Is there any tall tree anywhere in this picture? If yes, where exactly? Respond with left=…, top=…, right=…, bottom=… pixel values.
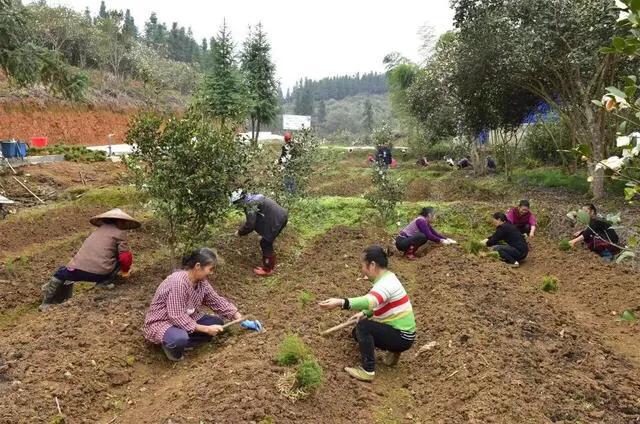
left=123, top=9, right=138, bottom=39
left=97, top=1, right=107, bottom=20
left=362, top=99, right=374, bottom=134
left=317, top=100, right=326, bottom=123
left=194, top=20, right=247, bottom=127
left=241, top=22, right=279, bottom=145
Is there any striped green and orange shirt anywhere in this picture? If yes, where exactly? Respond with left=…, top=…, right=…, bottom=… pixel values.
left=348, top=271, right=416, bottom=338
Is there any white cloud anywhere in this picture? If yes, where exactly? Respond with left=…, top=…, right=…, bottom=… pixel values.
left=32, top=0, right=454, bottom=89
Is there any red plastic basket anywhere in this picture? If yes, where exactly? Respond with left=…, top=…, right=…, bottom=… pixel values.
left=31, top=137, right=48, bottom=148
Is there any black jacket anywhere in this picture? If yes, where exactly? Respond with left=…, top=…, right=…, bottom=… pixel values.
left=486, top=223, right=529, bottom=255
left=238, top=195, right=288, bottom=241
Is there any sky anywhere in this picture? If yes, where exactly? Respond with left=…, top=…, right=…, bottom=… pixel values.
left=33, top=0, right=455, bottom=90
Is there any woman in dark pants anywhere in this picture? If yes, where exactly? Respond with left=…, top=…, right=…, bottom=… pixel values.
left=396, top=207, right=457, bottom=260
left=483, top=212, right=529, bottom=268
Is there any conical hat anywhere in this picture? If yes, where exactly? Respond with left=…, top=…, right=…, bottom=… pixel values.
left=90, top=208, right=141, bottom=230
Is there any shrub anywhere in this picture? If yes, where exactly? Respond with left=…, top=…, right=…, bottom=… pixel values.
left=365, top=161, right=405, bottom=223
left=276, top=334, right=310, bottom=366
left=298, top=291, right=315, bottom=309
left=541, top=276, right=558, bottom=292
left=295, top=359, right=323, bottom=391
left=522, top=121, right=572, bottom=166
left=559, top=240, right=571, bottom=251
left=30, top=144, right=107, bottom=162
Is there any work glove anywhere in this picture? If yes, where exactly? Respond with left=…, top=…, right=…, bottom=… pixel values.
left=240, top=319, right=263, bottom=332
left=446, top=238, right=458, bottom=245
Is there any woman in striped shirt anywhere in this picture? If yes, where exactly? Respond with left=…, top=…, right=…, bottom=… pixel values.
left=143, top=248, right=243, bottom=362
left=319, top=246, right=416, bottom=382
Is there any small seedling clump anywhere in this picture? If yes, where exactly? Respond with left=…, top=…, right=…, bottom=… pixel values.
left=276, top=334, right=310, bottom=366
left=559, top=240, right=571, bottom=251
left=298, top=291, right=315, bottom=309
left=295, top=359, right=323, bottom=391
left=621, top=309, right=637, bottom=322
left=541, top=276, right=558, bottom=293
left=464, top=240, right=486, bottom=255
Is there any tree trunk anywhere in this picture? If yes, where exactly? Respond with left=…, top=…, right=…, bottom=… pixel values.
left=585, top=105, right=605, bottom=200
left=255, top=120, right=261, bottom=147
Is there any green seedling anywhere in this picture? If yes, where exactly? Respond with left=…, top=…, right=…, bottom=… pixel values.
left=620, top=309, right=637, bottom=322
left=295, top=359, right=323, bottom=391
left=276, top=334, right=310, bottom=366
left=559, top=240, right=571, bottom=251
left=541, top=276, right=558, bottom=293
left=298, top=291, right=315, bottom=309
left=464, top=240, right=486, bottom=255
left=487, top=251, right=501, bottom=261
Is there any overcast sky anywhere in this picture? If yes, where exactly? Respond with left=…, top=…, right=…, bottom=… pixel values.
left=34, top=0, right=454, bottom=90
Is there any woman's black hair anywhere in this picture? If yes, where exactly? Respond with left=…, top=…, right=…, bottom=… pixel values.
left=585, top=203, right=597, bottom=214
left=420, top=207, right=435, bottom=217
left=518, top=199, right=530, bottom=208
left=492, top=212, right=508, bottom=223
left=362, top=245, right=389, bottom=268
left=182, top=248, right=218, bottom=269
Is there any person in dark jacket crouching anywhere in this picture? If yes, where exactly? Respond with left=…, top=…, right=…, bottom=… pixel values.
left=230, top=189, right=289, bottom=277
left=483, top=212, right=529, bottom=268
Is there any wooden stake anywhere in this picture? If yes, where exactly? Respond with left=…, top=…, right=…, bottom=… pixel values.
left=55, top=396, right=62, bottom=415
left=12, top=177, right=44, bottom=204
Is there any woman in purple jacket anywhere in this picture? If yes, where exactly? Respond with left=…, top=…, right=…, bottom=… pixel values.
left=396, top=207, right=457, bottom=260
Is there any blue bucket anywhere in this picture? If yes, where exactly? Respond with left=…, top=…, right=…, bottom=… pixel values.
left=16, top=142, right=28, bottom=158
left=1, top=141, right=18, bottom=158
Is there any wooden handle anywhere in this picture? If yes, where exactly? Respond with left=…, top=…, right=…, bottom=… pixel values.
left=321, top=318, right=359, bottom=336
left=222, top=316, right=251, bottom=329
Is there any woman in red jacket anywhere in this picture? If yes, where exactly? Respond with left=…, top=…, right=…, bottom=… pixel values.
left=39, top=208, right=140, bottom=312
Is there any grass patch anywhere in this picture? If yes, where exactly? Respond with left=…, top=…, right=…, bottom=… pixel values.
left=512, top=168, right=589, bottom=193
left=298, top=291, right=315, bottom=309
left=75, top=186, right=143, bottom=208
left=276, top=334, right=311, bottom=366
left=30, top=144, right=107, bottom=162
left=559, top=240, right=571, bottom=251
left=290, top=196, right=369, bottom=241
left=0, top=302, right=39, bottom=331
left=463, top=240, right=486, bottom=255
left=372, top=387, right=415, bottom=424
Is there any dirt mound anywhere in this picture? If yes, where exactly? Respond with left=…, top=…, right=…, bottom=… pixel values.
left=0, top=105, right=134, bottom=146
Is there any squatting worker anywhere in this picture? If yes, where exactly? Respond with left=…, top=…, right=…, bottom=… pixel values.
left=142, top=248, right=243, bottom=362
left=569, top=203, right=621, bottom=260
left=395, top=207, right=457, bottom=260
left=39, top=208, right=139, bottom=312
left=506, top=199, right=537, bottom=238
left=483, top=212, right=529, bottom=268
left=319, top=246, right=416, bottom=382
left=230, top=189, right=288, bottom=277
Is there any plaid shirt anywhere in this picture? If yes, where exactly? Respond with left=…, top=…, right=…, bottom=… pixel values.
left=142, top=270, right=238, bottom=344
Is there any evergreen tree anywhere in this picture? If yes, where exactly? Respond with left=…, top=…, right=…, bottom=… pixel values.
left=83, top=7, right=92, bottom=22
left=98, top=1, right=107, bottom=19
left=362, top=99, right=374, bottom=133
left=317, top=100, right=326, bottom=123
left=123, top=9, right=138, bottom=39
left=241, top=22, right=279, bottom=144
left=195, top=20, right=247, bottom=127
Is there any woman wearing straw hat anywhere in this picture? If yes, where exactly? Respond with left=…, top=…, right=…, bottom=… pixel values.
left=39, top=208, right=140, bottom=312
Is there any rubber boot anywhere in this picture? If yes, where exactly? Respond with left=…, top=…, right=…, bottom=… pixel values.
left=253, top=255, right=275, bottom=277
left=39, top=277, right=64, bottom=312
left=404, top=246, right=417, bottom=261
left=54, top=283, right=74, bottom=303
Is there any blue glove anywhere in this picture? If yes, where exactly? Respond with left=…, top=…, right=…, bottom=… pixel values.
left=240, top=319, right=263, bottom=332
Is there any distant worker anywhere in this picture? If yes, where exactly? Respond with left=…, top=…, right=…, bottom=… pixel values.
left=376, top=145, right=392, bottom=168
left=396, top=207, right=457, bottom=260
left=457, top=157, right=472, bottom=168
left=416, top=157, right=429, bottom=167
left=506, top=200, right=537, bottom=238
left=319, top=246, right=416, bottom=382
left=39, top=209, right=139, bottom=311
left=143, top=248, right=243, bottom=362
left=230, top=190, right=288, bottom=277
left=486, top=156, right=497, bottom=171
left=569, top=204, right=620, bottom=260
left=445, top=156, right=456, bottom=167
left=280, top=132, right=296, bottom=193
left=483, top=212, right=528, bottom=268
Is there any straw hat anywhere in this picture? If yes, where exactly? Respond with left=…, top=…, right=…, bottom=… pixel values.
left=90, top=208, right=141, bottom=230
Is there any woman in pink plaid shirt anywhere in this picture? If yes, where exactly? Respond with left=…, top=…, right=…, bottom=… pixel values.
left=143, top=248, right=243, bottom=361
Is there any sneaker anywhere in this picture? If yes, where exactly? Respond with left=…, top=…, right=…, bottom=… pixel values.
left=383, top=352, right=401, bottom=367
left=253, top=267, right=274, bottom=277
left=344, top=366, right=375, bottom=382
left=162, top=345, right=184, bottom=362
left=509, top=261, right=520, bottom=268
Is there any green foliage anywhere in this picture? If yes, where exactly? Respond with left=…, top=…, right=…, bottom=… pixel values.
left=129, top=42, right=199, bottom=95
left=276, top=334, right=310, bottom=366
left=559, top=240, right=571, bottom=252
left=522, top=121, right=572, bottom=166
left=512, top=168, right=590, bottom=193
left=362, top=99, right=374, bottom=135
left=29, top=145, right=106, bottom=162
left=541, top=276, right=558, bottom=293
left=125, top=112, right=250, bottom=257
left=295, top=359, right=323, bottom=391
left=298, top=291, right=315, bottom=309
left=464, top=240, right=486, bottom=255
left=372, top=122, right=393, bottom=147
left=620, top=309, right=637, bottom=322
left=365, top=162, right=405, bottom=224
left=290, top=196, right=367, bottom=241
left=241, top=23, right=279, bottom=145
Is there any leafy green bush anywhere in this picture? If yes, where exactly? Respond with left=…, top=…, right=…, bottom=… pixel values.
left=298, top=291, right=315, bottom=309
left=559, top=240, right=571, bottom=251
left=295, top=359, right=323, bottom=391
left=276, top=334, right=310, bottom=366
left=365, top=161, right=405, bottom=223
left=464, top=240, right=486, bottom=255
left=541, top=276, right=558, bottom=293
left=522, top=121, right=572, bottom=166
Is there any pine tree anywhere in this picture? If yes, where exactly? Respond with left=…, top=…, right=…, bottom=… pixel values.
left=362, top=99, right=374, bottom=134
left=195, top=20, right=247, bottom=127
left=98, top=1, right=107, bottom=19
left=317, top=100, right=326, bottom=123
left=123, top=9, right=138, bottom=39
left=84, top=7, right=92, bottom=23
left=241, top=22, right=279, bottom=145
